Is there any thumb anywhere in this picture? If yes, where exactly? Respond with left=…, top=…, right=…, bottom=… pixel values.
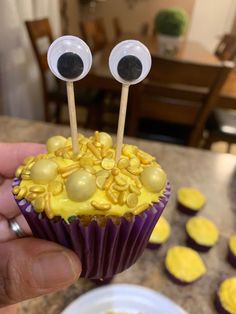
left=0, top=238, right=81, bottom=306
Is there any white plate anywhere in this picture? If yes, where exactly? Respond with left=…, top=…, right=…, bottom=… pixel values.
left=61, top=284, right=187, bottom=314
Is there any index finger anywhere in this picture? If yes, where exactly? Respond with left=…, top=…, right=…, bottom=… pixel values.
left=0, top=143, right=46, bottom=178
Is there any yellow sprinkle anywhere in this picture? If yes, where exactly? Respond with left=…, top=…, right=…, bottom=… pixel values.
left=137, top=150, right=154, bottom=164
left=21, top=175, right=31, bottom=180
left=33, top=197, right=45, bottom=213
left=121, top=169, right=136, bottom=180
left=96, top=176, right=107, bottom=189
left=84, top=166, right=96, bottom=174
left=87, top=142, right=101, bottom=159
left=61, top=169, right=77, bottom=178
left=91, top=200, right=111, bottom=211
left=127, top=167, right=143, bottom=175
left=94, top=160, right=101, bottom=165
left=26, top=192, right=38, bottom=201
left=104, top=175, right=114, bottom=190
left=118, top=191, right=128, bottom=205
left=105, top=150, right=114, bottom=159
left=15, top=166, right=24, bottom=178
left=117, top=158, right=130, bottom=169
left=59, top=162, right=80, bottom=173
left=106, top=189, right=118, bottom=204
left=26, top=161, right=35, bottom=170
left=16, top=187, right=27, bottom=200
left=79, top=157, right=93, bottom=167
left=29, top=186, right=46, bottom=193
left=133, top=203, right=149, bottom=215
left=94, top=142, right=102, bottom=148
left=113, top=183, right=129, bottom=192
left=94, top=131, right=100, bottom=142
left=44, top=194, right=53, bottom=219
left=96, top=170, right=110, bottom=178
left=111, top=168, right=120, bottom=176
left=114, top=175, right=126, bottom=186
left=22, top=169, right=31, bottom=175
left=127, top=193, right=138, bottom=208
left=48, top=181, right=63, bottom=195
left=134, top=177, right=142, bottom=188
left=13, top=186, right=20, bottom=195
left=129, top=157, right=141, bottom=168
left=122, top=144, right=137, bottom=158
left=23, top=156, right=35, bottom=165
left=102, top=158, right=115, bottom=170
left=129, top=184, right=141, bottom=195
left=101, top=147, right=108, bottom=158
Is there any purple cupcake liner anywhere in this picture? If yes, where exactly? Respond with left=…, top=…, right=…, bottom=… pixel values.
left=228, top=249, right=236, bottom=269
left=147, top=242, right=162, bottom=250
left=177, top=202, right=202, bottom=216
left=186, top=234, right=213, bottom=252
left=14, top=178, right=170, bottom=280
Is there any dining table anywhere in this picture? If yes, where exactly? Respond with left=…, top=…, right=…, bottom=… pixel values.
left=81, top=34, right=236, bottom=110
left=0, top=115, right=235, bottom=314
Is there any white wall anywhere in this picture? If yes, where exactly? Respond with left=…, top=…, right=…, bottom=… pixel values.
left=188, top=0, right=236, bottom=52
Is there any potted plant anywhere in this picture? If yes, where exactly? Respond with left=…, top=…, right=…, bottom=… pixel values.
left=154, top=8, right=188, bottom=56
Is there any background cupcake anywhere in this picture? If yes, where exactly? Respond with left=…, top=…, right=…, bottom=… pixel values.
left=228, top=235, right=236, bottom=269
left=186, top=216, right=219, bottom=252
left=147, top=216, right=171, bottom=250
left=13, top=132, right=170, bottom=280
left=215, top=277, right=236, bottom=314
left=165, top=246, right=206, bottom=285
left=177, top=187, right=206, bottom=215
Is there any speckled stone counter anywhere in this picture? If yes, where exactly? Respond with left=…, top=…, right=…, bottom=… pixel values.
left=0, top=116, right=236, bottom=314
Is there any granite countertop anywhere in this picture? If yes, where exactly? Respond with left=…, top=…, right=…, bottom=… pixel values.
left=0, top=116, right=236, bottom=314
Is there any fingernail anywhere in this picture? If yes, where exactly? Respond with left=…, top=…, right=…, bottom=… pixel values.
left=33, top=251, right=80, bottom=289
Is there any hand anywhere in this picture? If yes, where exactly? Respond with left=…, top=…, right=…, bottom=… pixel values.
left=0, top=143, right=81, bottom=309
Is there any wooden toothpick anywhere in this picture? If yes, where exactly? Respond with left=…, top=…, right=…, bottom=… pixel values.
left=66, top=81, right=79, bottom=154
left=115, top=84, right=130, bottom=162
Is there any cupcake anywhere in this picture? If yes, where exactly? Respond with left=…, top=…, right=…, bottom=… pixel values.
left=177, top=187, right=206, bottom=215
left=215, top=277, right=236, bottom=314
left=186, top=216, right=219, bottom=252
left=165, top=246, right=206, bottom=285
left=147, top=216, right=171, bottom=250
left=13, top=131, right=170, bottom=280
left=228, top=235, right=236, bottom=269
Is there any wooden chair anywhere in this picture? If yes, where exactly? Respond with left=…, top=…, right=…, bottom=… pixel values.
left=25, top=18, right=101, bottom=126
left=204, top=108, right=236, bottom=152
left=80, top=18, right=107, bottom=53
left=128, top=57, right=234, bottom=146
left=215, top=34, right=236, bottom=61
left=113, top=17, right=122, bottom=38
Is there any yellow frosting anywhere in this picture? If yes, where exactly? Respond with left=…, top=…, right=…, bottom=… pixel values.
left=229, top=235, right=236, bottom=256
left=13, top=132, right=167, bottom=221
left=218, top=277, right=236, bottom=314
left=186, top=216, right=219, bottom=246
left=165, top=246, right=206, bottom=282
left=149, top=216, right=171, bottom=244
left=177, top=187, right=206, bottom=210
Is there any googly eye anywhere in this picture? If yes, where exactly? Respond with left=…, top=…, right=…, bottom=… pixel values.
left=47, top=35, right=92, bottom=82
left=109, top=40, right=151, bottom=85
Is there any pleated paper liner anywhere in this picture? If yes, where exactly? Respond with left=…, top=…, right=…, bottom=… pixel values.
left=13, top=177, right=170, bottom=280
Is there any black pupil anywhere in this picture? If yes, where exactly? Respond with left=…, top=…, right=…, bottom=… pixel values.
left=57, top=52, right=84, bottom=79
left=117, top=55, right=142, bottom=81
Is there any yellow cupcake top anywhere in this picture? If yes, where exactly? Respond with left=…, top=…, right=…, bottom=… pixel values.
left=218, top=277, right=236, bottom=314
left=229, top=235, right=236, bottom=256
left=149, top=216, right=171, bottom=244
left=177, top=187, right=206, bottom=210
left=13, top=132, right=167, bottom=221
left=186, top=216, right=219, bottom=246
left=165, top=246, right=206, bottom=283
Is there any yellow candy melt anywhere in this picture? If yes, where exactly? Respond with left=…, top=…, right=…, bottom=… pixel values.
left=229, top=235, right=236, bottom=256
left=186, top=216, right=219, bottom=246
left=15, top=132, right=167, bottom=221
left=165, top=246, right=206, bottom=282
left=149, top=216, right=171, bottom=244
left=141, top=166, right=167, bottom=193
left=177, top=187, right=206, bottom=210
left=218, top=277, right=236, bottom=314
left=46, top=136, right=67, bottom=153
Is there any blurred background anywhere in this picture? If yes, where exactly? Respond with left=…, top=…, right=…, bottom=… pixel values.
left=0, top=0, right=236, bottom=153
